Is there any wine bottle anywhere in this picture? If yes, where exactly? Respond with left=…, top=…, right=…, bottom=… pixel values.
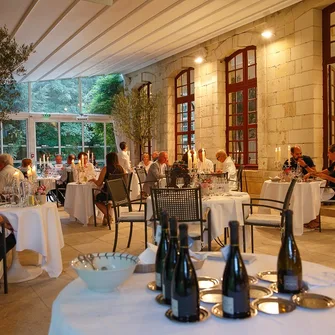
left=171, top=224, right=199, bottom=322
left=162, top=217, right=179, bottom=304
left=222, top=221, right=250, bottom=319
left=155, top=211, right=169, bottom=291
left=277, top=209, right=302, bottom=293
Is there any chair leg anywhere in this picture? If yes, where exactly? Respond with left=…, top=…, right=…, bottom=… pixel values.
left=208, top=218, right=211, bottom=251
left=127, top=222, right=133, bottom=248
left=251, top=225, right=254, bottom=253
left=243, top=226, right=246, bottom=253
left=113, top=224, right=119, bottom=252
left=1, top=224, right=8, bottom=294
left=319, top=214, right=322, bottom=233
left=224, top=228, right=228, bottom=245
left=92, top=199, right=97, bottom=228
left=144, top=221, right=147, bottom=250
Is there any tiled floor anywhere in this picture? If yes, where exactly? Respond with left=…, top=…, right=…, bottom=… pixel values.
left=1, top=207, right=335, bottom=335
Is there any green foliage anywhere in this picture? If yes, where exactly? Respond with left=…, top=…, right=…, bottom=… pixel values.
left=0, top=26, right=34, bottom=121
left=112, top=89, right=162, bottom=148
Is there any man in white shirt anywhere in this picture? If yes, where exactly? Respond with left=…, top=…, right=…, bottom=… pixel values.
left=216, top=149, right=237, bottom=189
left=143, top=151, right=168, bottom=194
left=118, top=142, right=132, bottom=173
left=197, top=149, right=214, bottom=172
left=0, top=154, right=24, bottom=193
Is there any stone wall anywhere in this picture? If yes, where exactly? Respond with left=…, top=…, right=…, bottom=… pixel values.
left=125, top=0, right=331, bottom=196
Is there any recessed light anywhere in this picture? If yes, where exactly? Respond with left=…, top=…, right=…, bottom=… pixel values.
left=261, top=30, right=273, bottom=39
left=194, top=57, right=203, bottom=64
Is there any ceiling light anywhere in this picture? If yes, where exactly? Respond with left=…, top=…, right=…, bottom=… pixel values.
left=194, top=57, right=204, bottom=64
left=261, top=30, right=273, bottom=39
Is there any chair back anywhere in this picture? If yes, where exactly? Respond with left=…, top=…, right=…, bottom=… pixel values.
left=236, top=165, right=244, bottom=191
left=67, top=171, right=74, bottom=183
left=106, top=178, right=132, bottom=210
left=151, top=187, right=203, bottom=223
left=107, top=172, right=133, bottom=195
left=283, top=178, right=297, bottom=210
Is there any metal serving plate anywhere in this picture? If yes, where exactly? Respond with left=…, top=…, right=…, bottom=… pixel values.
left=211, top=303, right=257, bottom=319
left=198, top=276, right=220, bottom=290
left=256, top=270, right=277, bottom=283
left=292, top=293, right=335, bottom=309
left=250, top=285, right=273, bottom=299
left=165, top=306, right=210, bottom=323
left=199, top=288, right=222, bottom=304
left=270, top=281, right=308, bottom=294
left=155, top=293, right=170, bottom=306
left=147, top=281, right=159, bottom=291
left=252, top=297, right=296, bottom=314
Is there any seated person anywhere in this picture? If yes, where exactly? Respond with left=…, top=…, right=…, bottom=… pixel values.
left=143, top=151, right=168, bottom=194
left=54, top=154, right=64, bottom=171
left=76, top=152, right=96, bottom=182
left=138, top=153, right=153, bottom=173
left=152, top=151, right=159, bottom=162
left=216, top=149, right=237, bottom=189
left=197, top=149, right=214, bottom=173
left=19, top=158, right=32, bottom=178
left=89, top=152, right=125, bottom=223
left=59, top=154, right=76, bottom=184
left=282, top=145, right=315, bottom=175
left=0, top=154, right=24, bottom=193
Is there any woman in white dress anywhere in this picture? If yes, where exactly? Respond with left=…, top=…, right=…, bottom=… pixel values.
left=137, top=153, right=153, bottom=173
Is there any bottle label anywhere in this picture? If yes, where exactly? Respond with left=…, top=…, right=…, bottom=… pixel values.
left=155, top=272, right=162, bottom=288
left=223, top=295, right=234, bottom=314
left=284, top=275, right=299, bottom=291
left=171, top=298, right=179, bottom=317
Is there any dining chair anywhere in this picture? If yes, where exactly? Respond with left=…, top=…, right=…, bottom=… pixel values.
left=55, top=171, right=74, bottom=207
left=133, top=167, right=148, bottom=211
left=231, top=165, right=244, bottom=192
left=107, top=178, right=147, bottom=252
left=318, top=185, right=335, bottom=232
left=242, top=178, right=297, bottom=253
left=0, top=219, right=8, bottom=294
left=150, top=186, right=212, bottom=250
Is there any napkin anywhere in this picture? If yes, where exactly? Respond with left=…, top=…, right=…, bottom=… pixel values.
left=220, top=246, right=256, bottom=264
left=138, top=243, right=157, bottom=264
left=304, top=272, right=335, bottom=288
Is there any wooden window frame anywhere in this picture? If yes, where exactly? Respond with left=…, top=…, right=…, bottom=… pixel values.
left=225, top=46, right=257, bottom=169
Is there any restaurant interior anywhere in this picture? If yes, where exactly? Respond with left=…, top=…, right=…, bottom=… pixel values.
left=1, top=0, right=335, bottom=334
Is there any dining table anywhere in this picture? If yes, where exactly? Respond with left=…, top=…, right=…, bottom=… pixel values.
left=259, top=180, right=324, bottom=235
left=37, top=175, right=61, bottom=193
left=48, top=253, right=335, bottom=335
left=0, top=202, right=64, bottom=282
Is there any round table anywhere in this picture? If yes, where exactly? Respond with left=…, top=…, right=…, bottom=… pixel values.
left=49, top=254, right=335, bottom=335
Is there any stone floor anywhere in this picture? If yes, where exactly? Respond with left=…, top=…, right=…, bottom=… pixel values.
left=1, top=207, right=335, bottom=335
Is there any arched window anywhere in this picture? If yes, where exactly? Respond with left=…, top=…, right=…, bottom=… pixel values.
left=225, top=46, right=257, bottom=168
left=138, top=82, right=152, bottom=158
left=175, top=68, right=195, bottom=161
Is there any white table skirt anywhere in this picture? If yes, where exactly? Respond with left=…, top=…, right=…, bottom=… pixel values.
left=0, top=202, right=64, bottom=277
left=259, top=181, right=323, bottom=235
left=146, top=192, right=250, bottom=239
left=37, top=176, right=61, bottom=193
left=49, top=254, right=335, bottom=335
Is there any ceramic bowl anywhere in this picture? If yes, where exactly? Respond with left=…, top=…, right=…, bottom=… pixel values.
left=71, top=252, right=139, bottom=292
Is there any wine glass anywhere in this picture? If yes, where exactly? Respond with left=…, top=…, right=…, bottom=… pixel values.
left=176, top=177, right=184, bottom=188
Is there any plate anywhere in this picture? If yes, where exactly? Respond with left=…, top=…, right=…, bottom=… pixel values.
left=155, top=293, right=170, bottom=306
left=211, top=303, right=257, bottom=319
left=250, top=285, right=273, bottom=299
left=292, top=293, right=335, bottom=309
left=165, top=306, right=210, bottom=323
left=270, top=281, right=308, bottom=294
left=199, top=288, right=222, bottom=304
left=147, top=281, right=159, bottom=291
left=256, top=270, right=277, bottom=283
left=252, top=297, right=296, bottom=314
left=198, top=276, right=220, bottom=290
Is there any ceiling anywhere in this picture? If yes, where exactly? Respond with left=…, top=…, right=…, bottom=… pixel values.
left=0, top=0, right=302, bottom=83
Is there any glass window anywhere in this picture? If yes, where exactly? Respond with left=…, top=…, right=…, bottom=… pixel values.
left=84, top=122, right=105, bottom=164
left=35, top=122, right=59, bottom=163
left=60, top=122, right=82, bottom=157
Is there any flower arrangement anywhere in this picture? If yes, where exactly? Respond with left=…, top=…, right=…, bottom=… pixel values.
left=35, top=185, right=47, bottom=195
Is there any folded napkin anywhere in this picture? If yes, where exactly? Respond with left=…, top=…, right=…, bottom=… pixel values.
left=304, top=272, right=335, bottom=288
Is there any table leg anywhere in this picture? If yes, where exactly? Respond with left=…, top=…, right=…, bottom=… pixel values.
left=7, top=247, right=43, bottom=283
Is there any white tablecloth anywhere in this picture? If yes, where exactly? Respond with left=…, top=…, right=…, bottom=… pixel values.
left=0, top=203, right=64, bottom=277
left=259, top=181, right=323, bottom=235
left=146, top=192, right=250, bottom=239
left=49, top=254, right=335, bottom=335
left=37, top=176, right=61, bottom=192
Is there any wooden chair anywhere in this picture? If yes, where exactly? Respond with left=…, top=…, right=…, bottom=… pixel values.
left=150, top=187, right=212, bottom=250
left=242, top=178, right=297, bottom=253
left=107, top=178, right=147, bottom=252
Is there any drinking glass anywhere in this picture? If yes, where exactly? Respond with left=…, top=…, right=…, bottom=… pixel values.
left=176, top=177, right=184, bottom=188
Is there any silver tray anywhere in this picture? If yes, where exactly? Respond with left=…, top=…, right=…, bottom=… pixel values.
left=250, top=285, right=273, bottom=299
left=198, top=276, right=220, bottom=290
left=199, top=288, right=222, bottom=304
left=256, top=270, right=277, bottom=283
left=211, top=303, right=257, bottom=319
left=252, top=297, right=296, bottom=314
left=155, top=293, right=170, bottom=306
left=292, top=293, right=335, bottom=309
left=270, top=281, right=308, bottom=294
left=165, top=306, right=210, bottom=323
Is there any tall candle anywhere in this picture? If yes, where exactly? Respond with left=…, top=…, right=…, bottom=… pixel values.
left=287, top=145, right=291, bottom=165
left=187, top=151, right=192, bottom=170
left=193, top=151, right=198, bottom=167
left=87, top=150, right=90, bottom=161
left=202, top=148, right=206, bottom=162
left=71, top=159, right=75, bottom=167
left=78, top=159, right=81, bottom=168
left=43, top=154, right=46, bottom=166
left=39, top=157, right=42, bottom=167
left=278, top=147, right=281, bottom=162
left=275, top=147, right=278, bottom=161
left=32, top=166, right=37, bottom=181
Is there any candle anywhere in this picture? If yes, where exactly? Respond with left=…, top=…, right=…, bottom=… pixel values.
left=275, top=147, right=278, bottom=162
left=71, top=159, right=75, bottom=167
left=39, top=158, right=42, bottom=167
left=287, top=145, right=291, bottom=165
left=78, top=159, right=81, bottom=168
left=193, top=151, right=198, bottom=167
left=187, top=151, right=192, bottom=170
left=278, top=147, right=281, bottom=162
left=202, top=148, right=206, bottom=162
left=32, top=166, right=37, bottom=182
left=88, top=150, right=90, bottom=161
left=43, top=154, right=46, bottom=166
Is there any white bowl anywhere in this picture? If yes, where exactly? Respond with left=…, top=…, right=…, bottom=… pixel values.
left=71, top=252, right=139, bottom=293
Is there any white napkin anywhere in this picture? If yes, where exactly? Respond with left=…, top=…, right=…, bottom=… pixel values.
left=220, top=246, right=257, bottom=264
left=138, top=243, right=157, bottom=264
left=304, top=272, right=335, bottom=288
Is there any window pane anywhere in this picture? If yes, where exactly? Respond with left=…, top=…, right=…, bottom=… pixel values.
left=248, top=128, right=257, bottom=139
left=331, top=42, right=335, bottom=57
left=248, top=65, right=256, bottom=79
left=190, top=69, right=194, bottom=83
left=236, top=69, right=243, bottom=83
left=3, top=120, right=27, bottom=163
left=60, top=122, right=82, bottom=157
left=332, top=12, right=335, bottom=26
left=32, top=78, right=79, bottom=113
left=181, top=72, right=187, bottom=85
left=249, top=152, right=257, bottom=164
left=248, top=50, right=255, bottom=65
left=84, top=122, right=105, bottom=163
left=331, top=27, right=335, bottom=42
left=177, top=76, right=182, bottom=87
left=248, top=100, right=256, bottom=111
left=190, top=82, right=194, bottom=95
left=228, top=104, right=235, bottom=115
left=106, top=122, right=116, bottom=155
left=13, top=83, right=29, bottom=112
left=237, top=91, right=243, bottom=102
left=36, top=121, right=58, bottom=148
left=248, top=87, right=256, bottom=99
left=236, top=53, right=243, bottom=69
left=177, top=85, right=188, bottom=97
left=228, top=58, right=235, bottom=71
left=237, top=114, right=244, bottom=126
left=237, top=103, right=243, bottom=114
left=248, top=112, right=257, bottom=124
left=229, top=71, right=235, bottom=84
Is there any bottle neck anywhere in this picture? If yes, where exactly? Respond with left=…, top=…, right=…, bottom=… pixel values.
left=230, top=225, right=239, bottom=246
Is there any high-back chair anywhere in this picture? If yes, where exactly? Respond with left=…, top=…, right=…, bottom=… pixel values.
left=107, top=178, right=147, bottom=252
left=0, top=219, right=8, bottom=294
left=134, top=167, right=148, bottom=211
left=242, top=178, right=297, bottom=253
left=150, top=187, right=212, bottom=250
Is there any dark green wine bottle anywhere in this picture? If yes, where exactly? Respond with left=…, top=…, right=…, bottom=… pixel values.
left=222, top=221, right=250, bottom=319
left=277, top=209, right=302, bottom=293
left=162, top=217, right=179, bottom=304
left=171, top=224, right=199, bottom=322
left=155, top=211, right=169, bottom=291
